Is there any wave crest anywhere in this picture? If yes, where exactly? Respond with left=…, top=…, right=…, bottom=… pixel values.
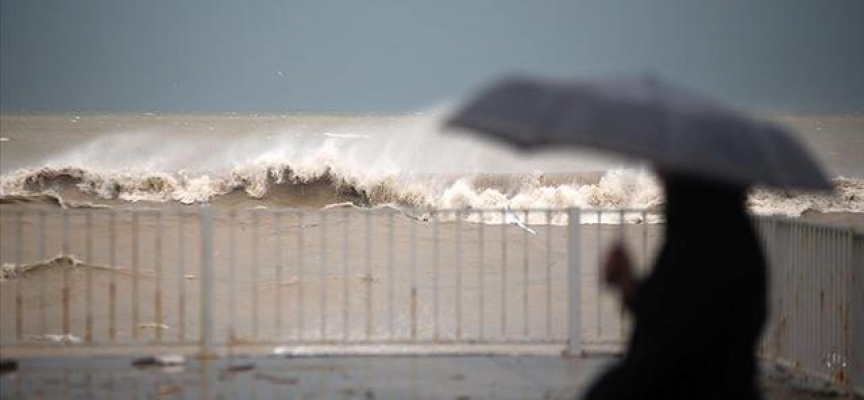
left=2, top=162, right=862, bottom=218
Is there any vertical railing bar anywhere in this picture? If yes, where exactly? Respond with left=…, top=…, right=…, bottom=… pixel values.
left=834, top=227, right=842, bottom=373
left=809, top=226, right=815, bottom=370
left=807, top=226, right=819, bottom=366
left=199, top=207, right=215, bottom=357
left=410, top=208, right=418, bottom=341
left=154, top=211, right=163, bottom=343
left=567, top=208, right=582, bottom=355
left=760, top=217, right=768, bottom=356
left=388, top=210, right=395, bottom=338
left=830, top=228, right=837, bottom=373
left=847, top=229, right=855, bottom=378
left=855, top=230, right=863, bottom=392
left=772, top=218, right=781, bottom=358
left=832, top=227, right=839, bottom=374
left=545, top=209, right=553, bottom=339
left=824, top=227, right=839, bottom=374
left=252, top=210, right=260, bottom=340
left=833, top=227, right=840, bottom=373
left=85, top=211, right=94, bottom=344
left=109, top=210, right=117, bottom=341
left=787, top=221, right=794, bottom=366
left=342, top=209, right=350, bottom=341
left=842, top=228, right=852, bottom=374
left=829, top=227, right=836, bottom=373
left=763, top=216, right=785, bottom=361
left=618, top=209, right=625, bottom=341
left=795, top=223, right=802, bottom=367
left=131, top=211, right=139, bottom=340
left=840, top=228, right=847, bottom=375
left=817, top=226, right=824, bottom=373
left=764, top=216, right=775, bottom=357
left=641, top=210, right=648, bottom=270
left=807, top=225, right=814, bottom=370
left=776, top=219, right=785, bottom=360
left=176, top=210, right=185, bottom=342
left=433, top=210, right=440, bottom=341
left=365, top=210, right=373, bottom=340
left=761, top=217, right=768, bottom=355
left=793, top=223, right=807, bottom=364
left=39, top=209, right=47, bottom=335
left=785, top=221, right=792, bottom=365
left=801, top=224, right=814, bottom=368
left=228, top=210, right=237, bottom=342
left=297, top=210, right=305, bottom=340
left=763, top=218, right=773, bottom=357
left=320, top=211, right=328, bottom=340
left=62, top=211, right=71, bottom=337
left=501, top=208, right=507, bottom=338
left=15, top=210, right=23, bottom=342
left=522, top=209, right=529, bottom=338
left=478, top=210, right=485, bottom=340
left=818, top=227, right=825, bottom=371
left=456, top=209, right=463, bottom=340
left=787, top=222, right=795, bottom=366
left=274, top=210, right=283, bottom=340
left=596, top=211, right=602, bottom=338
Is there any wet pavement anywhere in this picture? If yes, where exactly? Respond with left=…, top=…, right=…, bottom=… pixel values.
left=0, top=354, right=610, bottom=400
left=1, top=354, right=859, bottom=399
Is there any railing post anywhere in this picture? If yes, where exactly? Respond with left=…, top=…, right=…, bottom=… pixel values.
left=199, top=206, right=216, bottom=358
left=566, top=208, right=582, bottom=357
left=850, top=230, right=864, bottom=395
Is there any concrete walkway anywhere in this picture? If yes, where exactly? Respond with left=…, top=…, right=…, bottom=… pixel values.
left=0, top=355, right=856, bottom=399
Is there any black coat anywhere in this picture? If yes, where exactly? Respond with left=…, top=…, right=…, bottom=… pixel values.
left=585, top=176, right=767, bottom=400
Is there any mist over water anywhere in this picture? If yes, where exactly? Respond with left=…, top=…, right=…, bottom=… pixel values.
left=0, top=112, right=862, bottom=222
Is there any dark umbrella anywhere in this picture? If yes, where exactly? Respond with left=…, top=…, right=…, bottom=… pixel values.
left=446, top=75, right=832, bottom=190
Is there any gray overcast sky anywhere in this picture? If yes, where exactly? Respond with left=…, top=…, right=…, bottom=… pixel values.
left=1, top=0, right=863, bottom=113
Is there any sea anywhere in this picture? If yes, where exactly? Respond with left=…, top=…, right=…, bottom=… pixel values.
left=1, top=112, right=862, bottom=225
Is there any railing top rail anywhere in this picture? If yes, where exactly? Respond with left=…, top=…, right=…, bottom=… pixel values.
left=1, top=204, right=647, bottom=213
left=753, top=213, right=863, bottom=234
left=1, top=203, right=861, bottom=233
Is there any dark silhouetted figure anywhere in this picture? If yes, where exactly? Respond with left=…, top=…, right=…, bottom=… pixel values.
left=585, top=173, right=767, bottom=400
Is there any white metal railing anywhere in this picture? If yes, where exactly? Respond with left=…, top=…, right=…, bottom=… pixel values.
left=753, top=217, right=863, bottom=393
left=571, top=214, right=863, bottom=393
left=203, top=207, right=575, bottom=349
left=0, top=207, right=206, bottom=348
left=0, top=206, right=582, bottom=353
left=0, top=205, right=860, bottom=394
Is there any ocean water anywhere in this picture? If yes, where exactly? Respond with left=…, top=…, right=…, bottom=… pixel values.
left=0, top=112, right=862, bottom=221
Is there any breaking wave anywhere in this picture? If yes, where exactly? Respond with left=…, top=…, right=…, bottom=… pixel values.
left=1, top=161, right=862, bottom=218
left=1, top=112, right=861, bottom=220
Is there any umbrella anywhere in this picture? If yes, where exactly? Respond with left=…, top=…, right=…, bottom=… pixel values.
left=446, top=75, right=832, bottom=191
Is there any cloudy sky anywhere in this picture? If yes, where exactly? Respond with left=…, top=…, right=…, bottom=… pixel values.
left=2, top=0, right=862, bottom=112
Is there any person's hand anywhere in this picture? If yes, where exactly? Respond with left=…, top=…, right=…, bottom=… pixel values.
left=603, top=241, right=633, bottom=288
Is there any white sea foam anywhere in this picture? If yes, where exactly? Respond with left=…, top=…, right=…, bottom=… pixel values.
left=0, top=110, right=861, bottom=222
left=2, top=160, right=861, bottom=223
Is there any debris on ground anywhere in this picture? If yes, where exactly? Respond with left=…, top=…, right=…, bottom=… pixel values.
left=132, top=354, right=186, bottom=368
left=25, top=334, right=83, bottom=344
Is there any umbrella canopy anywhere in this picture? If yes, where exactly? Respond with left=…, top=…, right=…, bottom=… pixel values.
left=446, top=75, right=832, bottom=191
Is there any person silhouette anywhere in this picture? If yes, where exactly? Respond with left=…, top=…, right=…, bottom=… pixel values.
left=584, top=172, right=767, bottom=400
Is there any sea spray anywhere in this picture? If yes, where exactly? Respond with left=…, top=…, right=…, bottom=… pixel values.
left=1, top=111, right=861, bottom=218
left=2, top=163, right=862, bottom=219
